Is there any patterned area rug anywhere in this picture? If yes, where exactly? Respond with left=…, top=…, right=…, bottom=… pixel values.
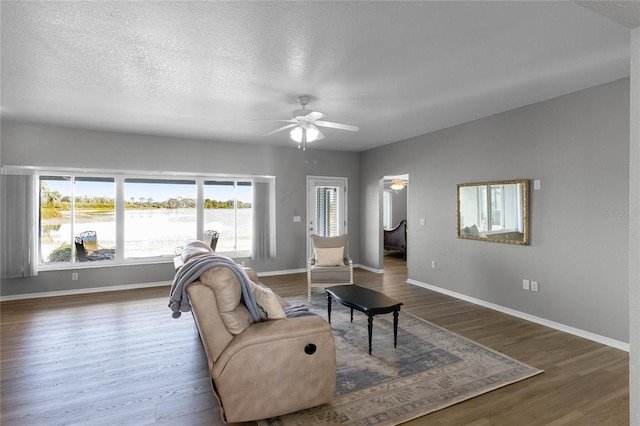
left=258, top=294, right=542, bottom=426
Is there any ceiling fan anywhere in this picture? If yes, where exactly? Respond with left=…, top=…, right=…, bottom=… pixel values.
left=256, top=96, right=359, bottom=150
left=390, top=179, right=407, bottom=191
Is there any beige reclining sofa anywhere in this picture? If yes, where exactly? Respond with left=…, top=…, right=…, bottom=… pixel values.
left=170, top=241, right=336, bottom=423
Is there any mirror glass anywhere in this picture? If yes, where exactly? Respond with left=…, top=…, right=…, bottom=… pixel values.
left=457, top=180, right=529, bottom=245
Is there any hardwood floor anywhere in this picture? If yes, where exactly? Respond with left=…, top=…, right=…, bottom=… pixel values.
left=1, top=256, right=629, bottom=425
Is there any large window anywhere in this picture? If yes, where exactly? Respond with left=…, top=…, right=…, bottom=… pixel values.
left=204, top=181, right=252, bottom=255
left=124, top=179, right=196, bottom=259
left=40, top=176, right=72, bottom=264
left=34, top=171, right=272, bottom=269
left=40, top=176, right=116, bottom=265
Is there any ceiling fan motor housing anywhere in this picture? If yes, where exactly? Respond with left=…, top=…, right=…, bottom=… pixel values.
left=292, top=109, right=312, bottom=120
left=291, top=95, right=315, bottom=119
left=297, top=95, right=311, bottom=106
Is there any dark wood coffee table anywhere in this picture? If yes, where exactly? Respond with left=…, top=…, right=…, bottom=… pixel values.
left=324, top=284, right=403, bottom=355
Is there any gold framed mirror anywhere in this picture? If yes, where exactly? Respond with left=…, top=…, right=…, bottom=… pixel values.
left=457, top=179, right=529, bottom=245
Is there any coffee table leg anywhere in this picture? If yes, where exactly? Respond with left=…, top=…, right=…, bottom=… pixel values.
left=393, top=309, right=399, bottom=348
left=327, top=293, right=332, bottom=324
left=367, top=314, right=373, bottom=355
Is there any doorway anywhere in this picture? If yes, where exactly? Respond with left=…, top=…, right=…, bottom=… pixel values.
left=381, top=174, right=409, bottom=271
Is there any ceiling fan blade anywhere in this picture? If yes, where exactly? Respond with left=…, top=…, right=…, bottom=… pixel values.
left=314, top=120, right=360, bottom=132
left=316, top=129, right=325, bottom=140
left=263, top=123, right=298, bottom=136
left=253, top=118, right=296, bottom=123
left=304, top=111, right=325, bottom=121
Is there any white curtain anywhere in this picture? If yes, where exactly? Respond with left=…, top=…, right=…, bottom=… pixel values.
left=251, top=179, right=276, bottom=260
left=1, top=171, right=39, bottom=278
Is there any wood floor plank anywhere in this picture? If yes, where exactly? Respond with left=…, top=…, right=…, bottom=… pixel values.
left=1, top=256, right=629, bottom=425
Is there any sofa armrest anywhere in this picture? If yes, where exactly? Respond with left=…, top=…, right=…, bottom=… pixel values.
left=213, top=315, right=332, bottom=377
left=212, top=315, right=336, bottom=422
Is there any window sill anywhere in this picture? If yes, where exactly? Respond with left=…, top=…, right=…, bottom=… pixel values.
left=38, top=257, right=174, bottom=272
left=38, top=252, right=251, bottom=272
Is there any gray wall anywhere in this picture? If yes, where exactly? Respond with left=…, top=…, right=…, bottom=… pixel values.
left=360, top=78, right=630, bottom=343
left=382, top=182, right=408, bottom=228
left=392, top=187, right=407, bottom=226
left=0, top=122, right=360, bottom=296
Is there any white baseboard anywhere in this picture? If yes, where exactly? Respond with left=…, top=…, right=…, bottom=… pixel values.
left=0, top=281, right=172, bottom=302
left=3, top=263, right=386, bottom=301
left=407, top=278, right=630, bottom=352
left=257, top=268, right=306, bottom=276
left=357, top=264, right=384, bottom=274
left=0, top=267, right=321, bottom=300
left=257, top=264, right=376, bottom=276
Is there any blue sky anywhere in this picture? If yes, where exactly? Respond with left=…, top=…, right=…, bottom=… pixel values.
left=42, top=178, right=251, bottom=202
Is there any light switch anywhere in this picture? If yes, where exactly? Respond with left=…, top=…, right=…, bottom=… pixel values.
left=419, top=218, right=426, bottom=226
left=534, top=179, right=541, bottom=190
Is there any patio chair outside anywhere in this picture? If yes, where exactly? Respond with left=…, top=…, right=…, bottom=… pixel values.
left=205, top=230, right=220, bottom=252
left=75, top=230, right=114, bottom=262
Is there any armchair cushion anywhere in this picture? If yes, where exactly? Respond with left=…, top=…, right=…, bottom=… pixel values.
left=309, top=265, right=352, bottom=282
left=314, top=246, right=345, bottom=266
left=311, top=234, right=349, bottom=257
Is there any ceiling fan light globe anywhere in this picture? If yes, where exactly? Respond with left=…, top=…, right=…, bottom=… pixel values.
left=305, top=125, right=320, bottom=142
left=290, top=126, right=302, bottom=143
left=290, top=125, right=319, bottom=143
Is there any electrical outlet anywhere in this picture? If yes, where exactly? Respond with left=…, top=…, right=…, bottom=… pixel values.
left=522, top=279, right=530, bottom=290
left=431, top=260, right=436, bottom=269
left=531, top=281, right=538, bottom=292
left=72, top=272, right=78, bottom=281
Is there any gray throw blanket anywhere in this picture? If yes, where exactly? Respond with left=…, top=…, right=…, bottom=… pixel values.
left=169, top=253, right=261, bottom=322
left=283, top=304, right=315, bottom=318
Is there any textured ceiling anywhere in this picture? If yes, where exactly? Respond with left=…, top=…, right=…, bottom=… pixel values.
left=0, top=1, right=633, bottom=152
left=575, top=1, right=640, bottom=29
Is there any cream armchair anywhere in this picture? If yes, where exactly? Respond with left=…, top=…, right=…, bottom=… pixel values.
left=307, top=234, right=353, bottom=302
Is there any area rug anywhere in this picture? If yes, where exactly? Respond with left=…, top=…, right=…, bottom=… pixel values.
left=258, top=294, right=542, bottom=426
